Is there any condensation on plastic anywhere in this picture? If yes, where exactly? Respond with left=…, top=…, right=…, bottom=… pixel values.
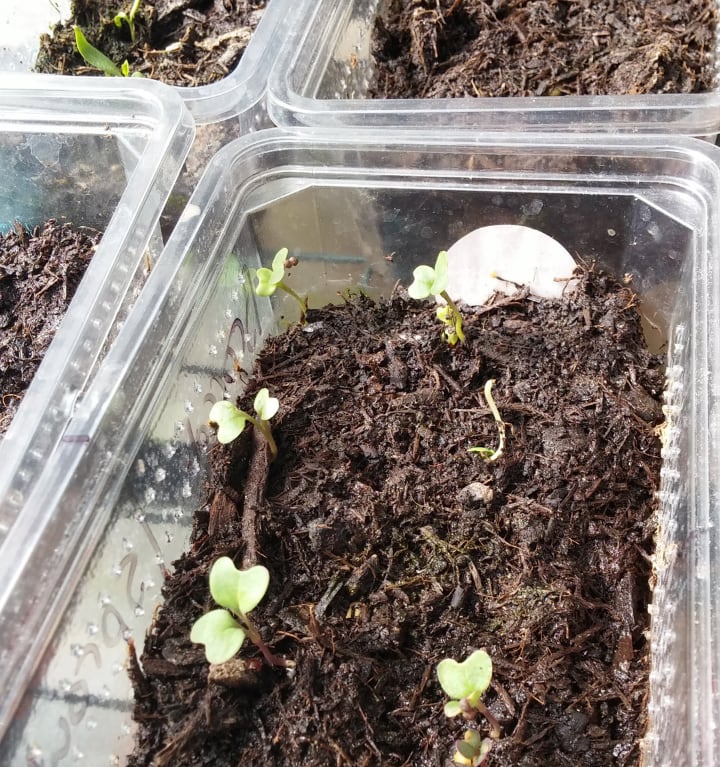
left=268, top=0, right=720, bottom=134
left=0, top=73, right=194, bottom=602
left=1, top=130, right=718, bottom=766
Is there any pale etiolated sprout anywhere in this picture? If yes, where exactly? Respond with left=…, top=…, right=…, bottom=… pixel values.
left=468, top=379, right=508, bottom=462
left=113, top=0, right=142, bottom=42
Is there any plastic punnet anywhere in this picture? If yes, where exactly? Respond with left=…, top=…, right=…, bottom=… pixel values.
left=1, top=0, right=298, bottom=128
left=268, top=0, right=720, bottom=134
left=0, top=73, right=193, bottom=555
left=0, top=130, right=718, bottom=766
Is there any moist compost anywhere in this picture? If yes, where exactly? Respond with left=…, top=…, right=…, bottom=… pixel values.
left=0, top=220, right=99, bottom=438
left=369, top=0, right=717, bottom=98
left=35, top=0, right=268, bottom=86
left=128, top=268, right=664, bottom=766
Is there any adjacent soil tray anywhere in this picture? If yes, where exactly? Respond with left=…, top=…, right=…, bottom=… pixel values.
left=369, top=0, right=717, bottom=98
left=35, top=0, right=269, bottom=86
left=0, top=220, right=99, bottom=438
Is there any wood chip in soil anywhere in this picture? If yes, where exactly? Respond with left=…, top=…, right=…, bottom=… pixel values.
left=369, top=0, right=718, bottom=98
left=0, top=221, right=99, bottom=438
left=128, top=267, right=664, bottom=767
left=35, top=0, right=269, bottom=87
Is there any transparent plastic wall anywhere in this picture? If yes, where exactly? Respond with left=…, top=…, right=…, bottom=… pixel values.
left=0, top=0, right=299, bottom=236
left=268, top=0, right=720, bottom=134
left=1, top=131, right=718, bottom=766
left=0, top=75, right=194, bottom=553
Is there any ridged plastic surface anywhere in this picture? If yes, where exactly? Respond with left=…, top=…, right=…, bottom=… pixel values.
left=0, top=130, right=718, bottom=766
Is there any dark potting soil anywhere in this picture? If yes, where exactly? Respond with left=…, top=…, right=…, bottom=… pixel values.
left=369, top=0, right=717, bottom=98
left=35, top=0, right=268, bottom=86
left=128, top=267, right=664, bottom=766
left=0, top=220, right=99, bottom=438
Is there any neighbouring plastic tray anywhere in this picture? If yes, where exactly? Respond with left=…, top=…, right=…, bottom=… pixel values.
left=0, top=130, right=718, bottom=765
left=268, top=0, right=720, bottom=134
left=1, top=0, right=296, bottom=128
left=0, top=74, right=193, bottom=556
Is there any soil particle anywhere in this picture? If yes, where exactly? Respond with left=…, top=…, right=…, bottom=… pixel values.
left=369, top=0, right=717, bottom=98
left=0, top=220, right=99, bottom=438
left=128, top=267, right=663, bottom=766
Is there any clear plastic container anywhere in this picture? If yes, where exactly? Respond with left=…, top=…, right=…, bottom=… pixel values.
left=1, top=0, right=296, bottom=126
left=268, top=0, right=720, bottom=134
left=0, top=0, right=297, bottom=230
left=0, top=74, right=193, bottom=554
left=0, top=129, right=718, bottom=766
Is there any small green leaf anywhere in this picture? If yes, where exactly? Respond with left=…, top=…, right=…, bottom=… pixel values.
left=235, top=565, right=270, bottom=614
left=190, top=609, right=246, bottom=664
left=437, top=649, right=493, bottom=702
left=463, top=730, right=483, bottom=750
left=436, top=305, right=453, bottom=324
left=209, top=557, right=244, bottom=611
left=253, top=388, right=279, bottom=421
left=456, top=740, right=478, bottom=760
left=270, top=248, right=288, bottom=283
left=208, top=556, right=270, bottom=615
left=432, top=250, right=449, bottom=291
left=444, top=700, right=463, bottom=718
left=208, top=400, right=249, bottom=444
left=254, top=249, right=288, bottom=297
left=468, top=446, right=494, bottom=458
left=120, top=59, right=130, bottom=77
left=73, top=26, right=123, bottom=77
left=255, top=266, right=277, bottom=296
left=407, top=264, right=436, bottom=300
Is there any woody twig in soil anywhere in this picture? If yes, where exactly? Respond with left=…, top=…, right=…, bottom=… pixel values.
left=208, top=387, right=279, bottom=566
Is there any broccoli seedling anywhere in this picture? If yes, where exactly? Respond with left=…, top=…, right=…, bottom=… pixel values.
left=452, top=729, right=493, bottom=766
left=437, top=649, right=501, bottom=737
left=190, top=557, right=291, bottom=668
left=208, top=387, right=279, bottom=459
left=73, top=26, right=141, bottom=77
left=408, top=250, right=465, bottom=345
left=114, top=0, right=142, bottom=42
left=254, top=247, right=308, bottom=322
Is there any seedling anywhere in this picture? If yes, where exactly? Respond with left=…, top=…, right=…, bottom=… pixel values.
left=73, top=26, right=141, bottom=77
left=114, top=0, right=142, bottom=42
left=437, top=650, right=501, bottom=745
left=208, top=387, right=279, bottom=459
left=452, top=729, right=493, bottom=767
left=254, top=247, right=308, bottom=322
left=190, top=557, right=291, bottom=667
left=408, top=250, right=465, bottom=345
left=469, top=379, right=507, bottom=462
